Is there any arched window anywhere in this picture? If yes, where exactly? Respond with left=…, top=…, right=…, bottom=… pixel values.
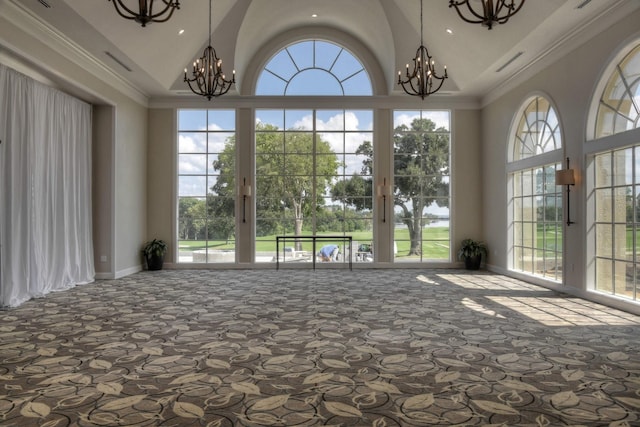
left=510, top=97, right=561, bottom=162
left=256, top=40, right=372, bottom=96
left=594, top=44, right=640, bottom=138
left=508, top=95, right=563, bottom=281
left=588, top=40, right=640, bottom=301
left=251, top=39, right=376, bottom=265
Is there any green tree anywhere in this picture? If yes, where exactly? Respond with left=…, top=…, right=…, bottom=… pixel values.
left=210, top=138, right=237, bottom=242
left=394, top=118, right=449, bottom=256
left=178, top=198, right=207, bottom=240
left=331, top=140, right=373, bottom=210
left=213, top=123, right=340, bottom=251
left=335, top=118, right=449, bottom=256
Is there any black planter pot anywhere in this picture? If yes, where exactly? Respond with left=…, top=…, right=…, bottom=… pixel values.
left=464, top=254, right=482, bottom=270
left=146, top=254, right=164, bottom=271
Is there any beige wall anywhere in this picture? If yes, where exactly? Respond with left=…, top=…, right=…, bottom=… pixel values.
left=114, top=102, right=148, bottom=276
left=147, top=109, right=175, bottom=264
left=451, top=109, right=483, bottom=258
left=92, top=105, right=114, bottom=275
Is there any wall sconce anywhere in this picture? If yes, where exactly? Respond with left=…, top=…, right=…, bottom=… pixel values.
left=377, top=178, right=393, bottom=223
left=241, top=177, right=252, bottom=223
left=555, top=157, right=575, bottom=226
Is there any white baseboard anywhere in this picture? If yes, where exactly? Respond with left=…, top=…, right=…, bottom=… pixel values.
left=115, top=264, right=143, bottom=279
left=95, top=265, right=142, bottom=280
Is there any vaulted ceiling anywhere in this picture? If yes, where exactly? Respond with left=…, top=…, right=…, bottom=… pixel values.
left=5, top=0, right=640, bottom=103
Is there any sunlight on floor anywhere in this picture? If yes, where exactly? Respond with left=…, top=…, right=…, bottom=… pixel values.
left=461, top=297, right=506, bottom=319
left=436, top=273, right=640, bottom=327
left=488, top=296, right=640, bottom=326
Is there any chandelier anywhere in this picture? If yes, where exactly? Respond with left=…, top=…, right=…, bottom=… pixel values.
left=398, top=0, right=448, bottom=99
left=448, top=0, right=526, bottom=30
left=107, top=0, right=180, bottom=27
left=184, top=0, right=235, bottom=100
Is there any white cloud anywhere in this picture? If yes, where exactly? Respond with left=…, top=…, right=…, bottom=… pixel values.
left=395, top=111, right=450, bottom=130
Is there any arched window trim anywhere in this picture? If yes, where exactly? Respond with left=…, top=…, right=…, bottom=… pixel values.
left=239, top=26, right=386, bottom=97
left=588, top=38, right=640, bottom=142
left=256, top=39, right=372, bottom=96
left=507, top=93, right=564, bottom=165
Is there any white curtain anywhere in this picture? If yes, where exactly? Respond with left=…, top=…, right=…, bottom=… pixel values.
left=0, top=64, right=94, bottom=307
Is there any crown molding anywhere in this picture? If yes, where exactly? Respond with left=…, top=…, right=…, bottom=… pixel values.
left=0, top=0, right=148, bottom=106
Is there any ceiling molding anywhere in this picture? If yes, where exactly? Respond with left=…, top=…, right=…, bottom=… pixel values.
left=481, top=0, right=634, bottom=107
left=2, top=0, right=148, bottom=106
left=148, top=94, right=481, bottom=110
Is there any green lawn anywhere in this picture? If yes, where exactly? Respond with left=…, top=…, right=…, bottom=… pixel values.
left=179, top=227, right=452, bottom=259
left=178, top=223, right=579, bottom=260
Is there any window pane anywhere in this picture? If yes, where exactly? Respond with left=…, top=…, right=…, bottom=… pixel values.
left=510, top=96, right=562, bottom=161
left=256, top=40, right=372, bottom=96
left=393, top=110, right=451, bottom=262
left=256, top=109, right=373, bottom=265
left=595, top=44, right=640, bottom=138
left=178, top=110, right=236, bottom=264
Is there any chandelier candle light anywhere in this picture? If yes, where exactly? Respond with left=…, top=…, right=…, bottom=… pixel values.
left=448, top=0, right=526, bottom=30
left=184, top=0, right=235, bottom=100
left=107, top=0, right=180, bottom=27
left=398, top=0, right=448, bottom=99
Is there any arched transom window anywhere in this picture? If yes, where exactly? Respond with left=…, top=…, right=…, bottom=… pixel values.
left=256, top=40, right=372, bottom=96
left=511, top=96, right=561, bottom=162
left=595, top=44, right=640, bottom=138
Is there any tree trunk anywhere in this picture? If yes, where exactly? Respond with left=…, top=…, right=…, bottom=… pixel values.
left=293, top=199, right=304, bottom=251
left=294, top=218, right=304, bottom=251
left=407, top=203, right=423, bottom=256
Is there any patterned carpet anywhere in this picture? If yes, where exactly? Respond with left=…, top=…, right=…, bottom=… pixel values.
left=1, top=269, right=640, bottom=426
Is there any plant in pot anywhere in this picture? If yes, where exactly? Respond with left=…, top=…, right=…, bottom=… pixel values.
left=142, top=239, right=167, bottom=271
left=457, top=238, right=487, bottom=270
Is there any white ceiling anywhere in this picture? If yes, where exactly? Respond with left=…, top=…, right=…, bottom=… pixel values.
left=7, top=0, right=640, bottom=103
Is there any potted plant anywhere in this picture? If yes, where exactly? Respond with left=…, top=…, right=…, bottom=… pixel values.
left=142, top=239, right=167, bottom=271
left=457, top=238, right=487, bottom=270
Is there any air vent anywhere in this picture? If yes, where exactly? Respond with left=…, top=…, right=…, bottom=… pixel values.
left=496, top=51, right=523, bottom=73
left=576, top=0, right=593, bottom=9
left=105, top=51, right=133, bottom=72
left=37, top=0, right=51, bottom=8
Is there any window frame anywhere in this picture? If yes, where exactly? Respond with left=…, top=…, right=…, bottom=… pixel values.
left=507, top=94, right=565, bottom=282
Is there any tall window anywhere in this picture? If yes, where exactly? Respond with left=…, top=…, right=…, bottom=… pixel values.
left=589, top=41, right=640, bottom=299
left=393, top=110, right=451, bottom=262
left=253, top=40, right=374, bottom=265
left=255, top=109, right=373, bottom=264
left=177, top=110, right=236, bottom=264
left=508, top=96, right=563, bottom=280
left=592, top=148, right=640, bottom=299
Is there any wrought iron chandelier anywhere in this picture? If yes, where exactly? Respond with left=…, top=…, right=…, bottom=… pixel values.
left=107, top=0, right=180, bottom=27
left=398, top=0, right=448, bottom=99
left=448, top=0, right=526, bottom=30
left=184, top=0, right=235, bottom=100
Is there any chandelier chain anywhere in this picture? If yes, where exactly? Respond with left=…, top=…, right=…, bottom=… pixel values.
left=183, top=0, right=235, bottom=100
left=397, top=0, right=448, bottom=99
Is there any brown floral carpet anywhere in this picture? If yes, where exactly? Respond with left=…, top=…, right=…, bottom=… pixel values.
left=1, top=269, right=640, bottom=426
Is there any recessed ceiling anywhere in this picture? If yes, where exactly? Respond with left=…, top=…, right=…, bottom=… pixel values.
left=7, top=0, right=640, bottom=103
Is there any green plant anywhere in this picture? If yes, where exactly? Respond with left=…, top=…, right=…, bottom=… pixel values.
left=457, top=238, right=487, bottom=260
left=142, top=239, right=167, bottom=258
